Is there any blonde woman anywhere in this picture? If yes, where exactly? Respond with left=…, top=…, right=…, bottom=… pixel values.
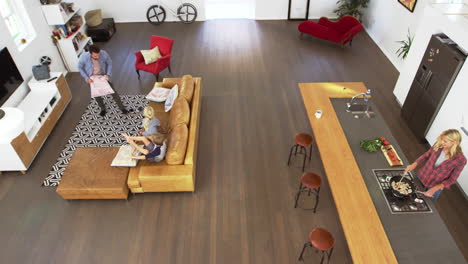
left=141, top=106, right=167, bottom=136
left=405, top=129, right=466, bottom=200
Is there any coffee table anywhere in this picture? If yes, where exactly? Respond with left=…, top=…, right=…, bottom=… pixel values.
left=56, top=147, right=129, bottom=199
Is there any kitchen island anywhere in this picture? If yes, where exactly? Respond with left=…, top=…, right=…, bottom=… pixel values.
left=299, top=82, right=465, bottom=263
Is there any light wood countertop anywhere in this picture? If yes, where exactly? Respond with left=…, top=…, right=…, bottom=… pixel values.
left=299, top=82, right=398, bottom=264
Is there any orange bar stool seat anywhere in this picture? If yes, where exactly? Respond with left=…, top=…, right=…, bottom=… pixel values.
left=287, top=133, right=313, bottom=171
left=298, top=228, right=335, bottom=263
left=294, top=172, right=321, bottom=212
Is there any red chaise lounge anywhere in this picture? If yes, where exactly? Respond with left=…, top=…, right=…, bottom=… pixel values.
left=298, top=16, right=363, bottom=47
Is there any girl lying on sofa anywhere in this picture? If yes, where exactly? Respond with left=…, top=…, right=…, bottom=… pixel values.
left=140, top=106, right=168, bottom=136
left=121, top=133, right=167, bottom=162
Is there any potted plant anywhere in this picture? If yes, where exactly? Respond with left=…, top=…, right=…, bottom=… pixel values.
left=396, top=29, right=414, bottom=60
left=334, top=0, right=370, bottom=21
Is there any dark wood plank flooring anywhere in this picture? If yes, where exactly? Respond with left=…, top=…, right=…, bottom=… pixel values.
left=0, top=20, right=467, bottom=264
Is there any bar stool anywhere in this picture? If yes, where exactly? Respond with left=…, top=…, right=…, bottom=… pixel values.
left=298, top=228, right=335, bottom=264
left=294, top=172, right=321, bottom=212
left=287, top=133, right=313, bottom=171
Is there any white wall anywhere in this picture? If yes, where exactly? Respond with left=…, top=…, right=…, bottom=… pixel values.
left=1, top=0, right=66, bottom=107
left=362, top=0, right=430, bottom=71
left=75, top=0, right=336, bottom=22
left=75, top=0, right=206, bottom=22
left=393, top=5, right=468, bottom=195
left=238, top=0, right=337, bottom=20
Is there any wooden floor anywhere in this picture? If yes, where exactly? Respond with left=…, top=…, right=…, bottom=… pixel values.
left=0, top=20, right=467, bottom=264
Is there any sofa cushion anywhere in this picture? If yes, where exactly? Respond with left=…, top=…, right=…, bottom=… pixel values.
left=180, top=75, right=195, bottom=103
left=169, top=97, right=190, bottom=129
left=166, top=123, right=188, bottom=165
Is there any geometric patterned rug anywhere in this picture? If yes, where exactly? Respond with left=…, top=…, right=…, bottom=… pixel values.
left=42, top=95, right=147, bottom=186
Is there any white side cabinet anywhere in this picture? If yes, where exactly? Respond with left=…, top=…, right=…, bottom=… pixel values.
left=41, top=2, right=92, bottom=72
left=0, top=72, right=72, bottom=173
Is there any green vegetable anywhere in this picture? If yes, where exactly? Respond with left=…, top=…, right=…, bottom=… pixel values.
left=360, top=139, right=382, bottom=152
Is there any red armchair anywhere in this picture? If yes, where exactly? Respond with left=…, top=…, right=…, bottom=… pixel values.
left=135, top=35, right=174, bottom=81
left=298, top=16, right=363, bottom=47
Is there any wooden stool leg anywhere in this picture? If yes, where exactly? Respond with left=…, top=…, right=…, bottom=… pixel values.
left=294, top=144, right=299, bottom=155
left=309, top=144, right=313, bottom=162
left=313, top=187, right=321, bottom=213
left=136, top=69, right=141, bottom=80
left=302, top=147, right=307, bottom=172
left=298, top=241, right=310, bottom=261
left=287, top=145, right=296, bottom=166
left=320, top=250, right=325, bottom=264
left=327, top=247, right=334, bottom=264
left=294, top=184, right=303, bottom=208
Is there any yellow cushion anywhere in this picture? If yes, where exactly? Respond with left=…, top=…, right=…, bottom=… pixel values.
left=140, top=46, right=162, bottom=65
left=180, top=75, right=195, bottom=103
left=169, top=97, right=190, bottom=129
left=166, top=123, right=188, bottom=165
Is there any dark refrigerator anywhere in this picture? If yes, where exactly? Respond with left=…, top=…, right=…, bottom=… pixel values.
left=401, top=34, right=466, bottom=141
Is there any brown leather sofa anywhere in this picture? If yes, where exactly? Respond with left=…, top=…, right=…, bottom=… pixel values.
left=127, top=75, right=201, bottom=192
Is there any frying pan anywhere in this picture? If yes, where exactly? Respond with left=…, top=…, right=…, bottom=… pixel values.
left=389, top=176, right=416, bottom=199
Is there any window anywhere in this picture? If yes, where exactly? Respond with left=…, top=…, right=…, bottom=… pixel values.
left=0, top=0, right=36, bottom=50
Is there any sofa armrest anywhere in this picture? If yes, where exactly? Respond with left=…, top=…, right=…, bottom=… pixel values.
left=134, top=51, right=144, bottom=64
left=139, top=164, right=194, bottom=192
left=128, top=166, right=143, bottom=193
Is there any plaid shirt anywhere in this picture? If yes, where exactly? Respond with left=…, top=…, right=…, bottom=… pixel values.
left=416, top=147, right=466, bottom=189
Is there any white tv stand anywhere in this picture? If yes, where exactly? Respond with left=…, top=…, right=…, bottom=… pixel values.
left=0, top=72, right=72, bottom=173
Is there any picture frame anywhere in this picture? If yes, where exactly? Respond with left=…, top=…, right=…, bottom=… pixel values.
left=397, top=0, right=418, bottom=13
left=288, top=0, right=311, bottom=20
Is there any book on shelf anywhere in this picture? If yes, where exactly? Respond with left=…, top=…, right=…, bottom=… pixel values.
left=56, top=25, right=67, bottom=37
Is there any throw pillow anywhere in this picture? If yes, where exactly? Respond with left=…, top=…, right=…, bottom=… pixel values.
left=140, top=46, right=162, bottom=65
left=165, top=84, right=178, bottom=112
left=146, top=86, right=171, bottom=102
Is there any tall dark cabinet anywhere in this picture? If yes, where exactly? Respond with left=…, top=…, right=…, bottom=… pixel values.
left=401, top=34, right=466, bottom=140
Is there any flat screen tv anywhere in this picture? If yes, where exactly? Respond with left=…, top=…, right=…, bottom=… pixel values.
left=0, top=47, right=24, bottom=107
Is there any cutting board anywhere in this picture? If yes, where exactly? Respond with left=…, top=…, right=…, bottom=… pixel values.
left=381, top=144, right=403, bottom=167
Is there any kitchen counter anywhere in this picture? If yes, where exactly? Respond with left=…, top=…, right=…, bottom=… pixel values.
left=299, top=82, right=465, bottom=264
left=331, top=98, right=465, bottom=263
left=299, top=82, right=398, bottom=263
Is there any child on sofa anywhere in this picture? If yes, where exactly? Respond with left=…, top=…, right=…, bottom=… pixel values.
left=121, top=133, right=167, bottom=162
left=141, top=106, right=168, bottom=136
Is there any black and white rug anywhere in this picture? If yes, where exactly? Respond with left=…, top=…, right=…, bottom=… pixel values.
left=43, top=95, right=147, bottom=186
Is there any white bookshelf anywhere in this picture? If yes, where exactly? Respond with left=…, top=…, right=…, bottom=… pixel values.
left=41, top=3, right=80, bottom=25
left=40, top=1, right=93, bottom=72
left=57, top=25, right=92, bottom=72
